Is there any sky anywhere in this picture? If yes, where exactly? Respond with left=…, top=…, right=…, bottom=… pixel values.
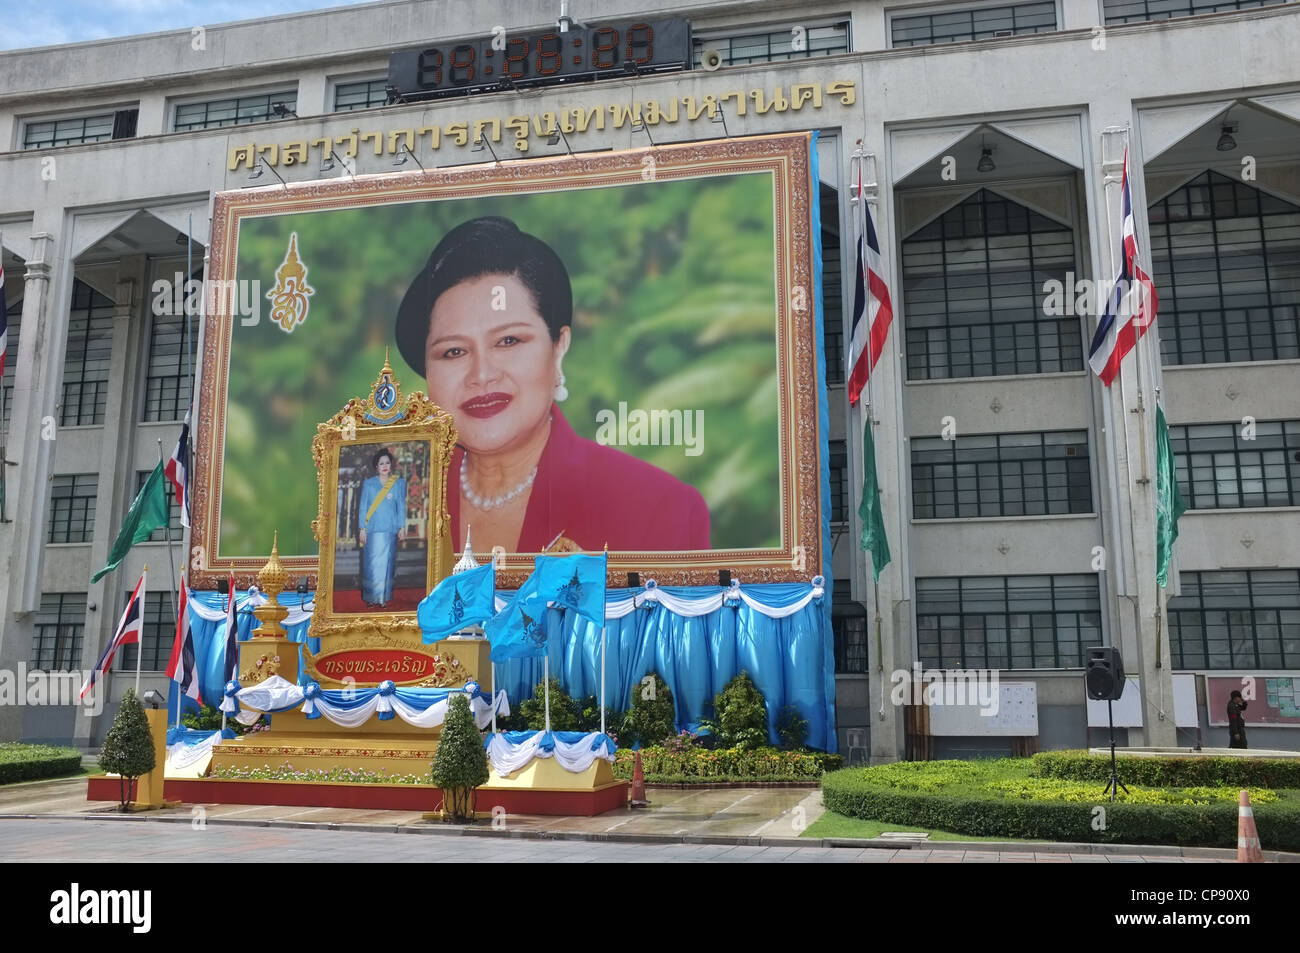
left=0, top=0, right=376, bottom=51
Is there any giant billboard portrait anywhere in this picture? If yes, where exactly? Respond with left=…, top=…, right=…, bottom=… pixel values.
left=192, top=132, right=827, bottom=588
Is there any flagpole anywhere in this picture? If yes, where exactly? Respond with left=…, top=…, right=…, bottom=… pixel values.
left=175, top=566, right=186, bottom=731
left=135, top=567, right=148, bottom=696
left=543, top=654, right=551, bottom=733
left=490, top=661, right=497, bottom=735
left=157, top=440, right=180, bottom=626
left=853, top=144, right=887, bottom=715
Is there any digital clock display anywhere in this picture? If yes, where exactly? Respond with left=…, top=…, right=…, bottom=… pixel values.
left=388, top=18, right=692, bottom=101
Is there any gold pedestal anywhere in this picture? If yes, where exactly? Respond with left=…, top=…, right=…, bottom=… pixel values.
left=482, top=757, right=618, bottom=791
left=208, top=636, right=493, bottom=778
left=131, top=709, right=180, bottom=810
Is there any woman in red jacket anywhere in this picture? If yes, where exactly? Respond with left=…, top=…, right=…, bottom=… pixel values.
left=395, top=216, right=710, bottom=556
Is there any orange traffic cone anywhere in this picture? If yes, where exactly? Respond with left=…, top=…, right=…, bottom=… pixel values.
left=629, top=750, right=649, bottom=808
left=1237, top=790, right=1263, bottom=863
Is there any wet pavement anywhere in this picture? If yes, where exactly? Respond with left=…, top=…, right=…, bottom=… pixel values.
left=0, top=775, right=1282, bottom=862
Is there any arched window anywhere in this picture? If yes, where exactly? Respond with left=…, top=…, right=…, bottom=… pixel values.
left=1148, top=171, right=1300, bottom=365
left=902, top=189, right=1080, bottom=380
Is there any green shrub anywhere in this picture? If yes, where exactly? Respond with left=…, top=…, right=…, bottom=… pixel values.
left=776, top=705, right=809, bottom=750
left=181, top=703, right=267, bottom=736
left=623, top=672, right=677, bottom=748
left=821, top=760, right=1300, bottom=849
left=613, top=745, right=842, bottom=783
left=713, top=672, right=769, bottom=750
left=1031, top=750, right=1300, bottom=788
left=516, top=678, right=580, bottom=731
left=98, top=689, right=156, bottom=810
left=0, top=743, right=83, bottom=785
left=430, top=694, right=490, bottom=821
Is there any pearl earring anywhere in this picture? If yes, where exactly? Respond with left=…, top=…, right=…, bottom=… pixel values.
left=554, top=373, right=568, bottom=402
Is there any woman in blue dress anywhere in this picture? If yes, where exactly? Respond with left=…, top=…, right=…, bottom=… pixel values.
left=358, top=448, right=406, bottom=607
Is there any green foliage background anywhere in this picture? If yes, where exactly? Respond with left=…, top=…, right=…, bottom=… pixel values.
left=221, top=173, right=781, bottom=558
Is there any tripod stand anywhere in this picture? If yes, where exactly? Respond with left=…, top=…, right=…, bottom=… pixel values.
left=1102, top=698, right=1129, bottom=802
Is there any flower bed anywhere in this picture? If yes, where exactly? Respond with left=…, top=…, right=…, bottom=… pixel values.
left=821, top=758, right=1300, bottom=848
left=209, top=764, right=427, bottom=785
left=0, top=743, right=83, bottom=784
left=613, top=745, right=842, bottom=784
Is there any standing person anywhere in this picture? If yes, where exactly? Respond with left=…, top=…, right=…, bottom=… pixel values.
left=393, top=215, right=710, bottom=555
left=358, top=448, right=406, bottom=608
left=1226, top=689, right=1249, bottom=750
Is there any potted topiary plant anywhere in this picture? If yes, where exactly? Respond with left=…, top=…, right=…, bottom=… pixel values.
left=713, top=671, right=770, bottom=750
left=430, top=693, right=490, bottom=822
left=624, top=672, right=676, bottom=748
left=98, top=688, right=156, bottom=811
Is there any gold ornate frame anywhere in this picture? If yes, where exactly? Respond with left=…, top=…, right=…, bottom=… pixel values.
left=193, top=131, right=823, bottom=589
left=308, top=357, right=457, bottom=642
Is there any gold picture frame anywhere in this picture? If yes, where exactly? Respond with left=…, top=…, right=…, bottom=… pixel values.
left=309, top=355, right=457, bottom=642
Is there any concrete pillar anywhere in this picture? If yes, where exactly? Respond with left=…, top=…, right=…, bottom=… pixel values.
left=75, top=260, right=148, bottom=746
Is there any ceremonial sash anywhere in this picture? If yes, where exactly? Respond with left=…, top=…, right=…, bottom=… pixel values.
left=364, top=475, right=399, bottom=526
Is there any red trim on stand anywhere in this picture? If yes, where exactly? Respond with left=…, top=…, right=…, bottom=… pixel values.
left=86, top=775, right=629, bottom=816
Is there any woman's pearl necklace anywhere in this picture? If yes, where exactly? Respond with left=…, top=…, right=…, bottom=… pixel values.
left=461, top=458, right=537, bottom=511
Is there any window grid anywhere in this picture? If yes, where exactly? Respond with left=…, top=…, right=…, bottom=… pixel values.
left=335, top=79, right=389, bottom=111
left=829, top=440, right=849, bottom=523
left=903, top=189, right=1082, bottom=380
left=912, top=431, right=1092, bottom=518
left=143, top=271, right=201, bottom=422
left=136, top=469, right=182, bottom=542
left=1171, top=420, right=1300, bottom=509
left=833, top=579, right=869, bottom=673
left=174, top=92, right=297, bottom=131
left=1103, top=0, right=1291, bottom=25
left=891, top=1, right=1058, bottom=47
left=118, top=591, right=175, bottom=672
left=23, top=114, right=115, bottom=150
left=1169, top=570, right=1300, bottom=669
left=1149, top=171, right=1300, bottom=366
left=47, top=474, right=98, bottom=544
left=1, top=292, right=20, bottom=433
left=692, top=21, right=849, bottom=67
left=32, top=593, right=87, bottom=671
left=61, top=280, right=114, bottom=427
left=916, top=574, right=1101, bottom=669
left=822, top=188, right=845, bottom=385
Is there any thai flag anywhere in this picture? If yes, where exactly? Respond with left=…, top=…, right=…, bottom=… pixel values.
left=165, top=573, right=202, bottom=706
left=165, top=412, right=191, bottom=528
left=223, top=572, right=239, bottom=683
left=847, top=178, right=894, bottom=407
left=81, top=570, right=146, bottom=700
left=1088, top=151, right=1159, bottom=386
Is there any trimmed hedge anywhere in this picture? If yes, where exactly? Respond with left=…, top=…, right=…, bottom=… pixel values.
left=822, top=762, right=1300, bottom=849
left=1031, top=750, right=1300, bottom=789
left=0, top=743, right=84, bottom=784
left=614, top=746, right=842, bottom=783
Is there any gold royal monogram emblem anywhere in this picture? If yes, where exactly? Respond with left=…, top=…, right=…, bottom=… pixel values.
left=266, top=232, right=315, bottom=333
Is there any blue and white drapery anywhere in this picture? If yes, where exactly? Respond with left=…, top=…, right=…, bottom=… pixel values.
left=225, top=675, right=509, bottom=730
left=493, top=579, right=836, bottom=752
left=172, top=579, right=835, bottom=751
left=485, top=730, right=617, bottom=777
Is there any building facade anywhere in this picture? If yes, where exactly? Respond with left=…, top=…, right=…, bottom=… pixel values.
left=1, top=0, right=1298, bottom=756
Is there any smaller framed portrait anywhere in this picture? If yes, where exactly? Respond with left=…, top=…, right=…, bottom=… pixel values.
left=311, top=360, right=457, bottom=638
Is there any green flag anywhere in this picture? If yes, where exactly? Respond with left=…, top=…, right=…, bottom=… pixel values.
left=92, top=462, right=169, bottom=583
left=858, top=418, right=891, bottom=582
left=1155, top=404, right=1187, bottom=588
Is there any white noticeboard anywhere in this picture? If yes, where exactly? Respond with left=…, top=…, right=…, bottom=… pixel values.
left=1086, top=676, right=1144, bottom=727
left=1173, top=673, right=1198, bottom=729
left=927, top=681, right=1038, bottom=736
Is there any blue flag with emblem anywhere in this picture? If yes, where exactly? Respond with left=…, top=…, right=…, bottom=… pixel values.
left=533, top=552, right=607, bottom=625
left=417, top=562, right=496, bottom=644
left=484, top=576, right=550, bottom=662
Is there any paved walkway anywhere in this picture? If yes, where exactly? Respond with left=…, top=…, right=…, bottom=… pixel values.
left=0, top=775, right=1281, bottom=862
left=0, top=818, right=1237, bottom=862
